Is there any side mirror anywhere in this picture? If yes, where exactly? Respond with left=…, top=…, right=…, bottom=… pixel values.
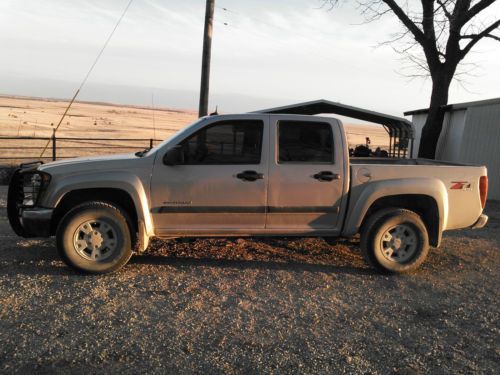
left=163, top=145, right=184, bottom=166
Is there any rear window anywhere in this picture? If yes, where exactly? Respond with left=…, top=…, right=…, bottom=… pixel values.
left=278, top=121, right=333, bottom=163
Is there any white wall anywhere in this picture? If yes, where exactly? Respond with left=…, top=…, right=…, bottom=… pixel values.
left=410, top=113, right=427, bottom=158
left=436, top=109, right=467, bottom=161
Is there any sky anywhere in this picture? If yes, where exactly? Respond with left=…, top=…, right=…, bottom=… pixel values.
left=0, top=0, right=499, bottom=116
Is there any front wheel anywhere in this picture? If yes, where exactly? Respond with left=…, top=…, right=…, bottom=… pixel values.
left=56, top=201, right=134, bottom=274
left=361, top=208, right=429, bottom=273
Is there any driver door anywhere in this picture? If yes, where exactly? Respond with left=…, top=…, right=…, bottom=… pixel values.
left=150, top=115, right=269, bottom=234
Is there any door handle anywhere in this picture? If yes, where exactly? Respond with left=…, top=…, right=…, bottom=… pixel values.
left=313, top=171, right=340, bottom=182
left=236, top=170, right=264, bottom=182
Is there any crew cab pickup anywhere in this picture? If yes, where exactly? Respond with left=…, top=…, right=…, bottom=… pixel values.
left=7, top=113, right=489, bottom=273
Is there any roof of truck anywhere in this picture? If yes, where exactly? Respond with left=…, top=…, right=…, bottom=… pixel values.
left=252, top=99, right=414, bottom=138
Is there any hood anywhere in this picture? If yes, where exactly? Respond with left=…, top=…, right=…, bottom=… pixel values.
left=38, top=152, right=152, bottom=175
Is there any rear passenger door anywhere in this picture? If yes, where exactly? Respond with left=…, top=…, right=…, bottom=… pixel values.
left=266, top=115, right=345, bottom=233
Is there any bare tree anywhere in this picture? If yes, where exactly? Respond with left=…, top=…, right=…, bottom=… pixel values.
left=323, top=0, right=499, bottom=158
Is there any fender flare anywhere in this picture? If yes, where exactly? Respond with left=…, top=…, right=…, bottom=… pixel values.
left=45, top=171, right=154, bottom=237
left=342, top=177, right=449, bottom=237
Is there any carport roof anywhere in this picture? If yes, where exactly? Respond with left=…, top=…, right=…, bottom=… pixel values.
left=252, top=99, right=414, bottom=138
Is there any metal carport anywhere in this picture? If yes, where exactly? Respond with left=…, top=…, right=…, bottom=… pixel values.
left=252, top=99, right=415, bottom=158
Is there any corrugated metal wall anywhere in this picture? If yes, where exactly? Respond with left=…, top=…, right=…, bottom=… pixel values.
left=409, top=101, right=500, bottom=201
left=459, top=104, right=500, bottom=200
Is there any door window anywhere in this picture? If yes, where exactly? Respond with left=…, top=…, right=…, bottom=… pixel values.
left=278, top=121, right=333, bottom=163
left=181, top=120, right=264, bottom=165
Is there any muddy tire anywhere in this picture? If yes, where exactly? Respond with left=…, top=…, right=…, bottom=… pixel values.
left=361, top=208, right=429, bottom=274
left=56, top=201, right=133, bottom=274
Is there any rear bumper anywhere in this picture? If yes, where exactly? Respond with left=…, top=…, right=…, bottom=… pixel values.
left=471, top=214, right=488, bottom=229
left=21, top=208, right=54, bottom=237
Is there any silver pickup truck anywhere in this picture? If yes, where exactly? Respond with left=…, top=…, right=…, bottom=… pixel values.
left=7, top=113, right=488, bottom=274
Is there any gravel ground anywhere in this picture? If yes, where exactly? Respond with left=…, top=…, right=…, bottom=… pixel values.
left=0, top=186, right=498, bottom=374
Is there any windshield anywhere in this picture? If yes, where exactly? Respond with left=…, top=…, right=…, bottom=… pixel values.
left=142, top=117, right=207, bottom=156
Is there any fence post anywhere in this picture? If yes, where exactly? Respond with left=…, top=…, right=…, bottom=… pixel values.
left=150, top=138, right=153, bottom=149
left=52, top=130, right=56, bottom=161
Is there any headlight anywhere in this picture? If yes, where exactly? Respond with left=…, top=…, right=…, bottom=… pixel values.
left=21, top=172, right=51, bottom=207
left=31, top=174, right=42, bottom=187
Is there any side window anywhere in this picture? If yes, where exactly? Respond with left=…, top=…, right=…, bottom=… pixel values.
left=278, top=121, right=333, bottom=163
left=181, top=120, right=264, bottom=165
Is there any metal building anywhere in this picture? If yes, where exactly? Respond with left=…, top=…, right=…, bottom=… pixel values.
left=405, top=97, right=500, bottom=200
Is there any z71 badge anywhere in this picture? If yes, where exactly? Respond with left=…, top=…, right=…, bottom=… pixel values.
left=450, top=181, right=472, bottom=190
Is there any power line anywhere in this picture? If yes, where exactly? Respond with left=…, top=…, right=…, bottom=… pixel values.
left=216, top=6, right=238, bottom=14
left=213, top=5, right=343, bottom=65
left=216, top=5, right=326, bottom=43
left=79, top=0, right=135, bottom=93
left=40, top=0, right=134, bottom=158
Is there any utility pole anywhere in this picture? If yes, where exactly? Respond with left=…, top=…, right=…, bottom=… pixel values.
left=198, top=0, right=215, bottom=118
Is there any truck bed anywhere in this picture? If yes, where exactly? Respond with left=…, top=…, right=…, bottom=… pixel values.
left=350, top=157, right=474, bottom=166
left=347, top=159, right=487, bottom=232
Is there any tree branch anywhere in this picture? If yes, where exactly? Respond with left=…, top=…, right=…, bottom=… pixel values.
left=460, top=19, right=500, bottom=58
left=436, top=0, right=453, bottom=20
left=462, top=33, right=500, bottom=41
left=486, top=34, right=500, bottom=42
left=381, top=0, right=426, bottom=43
left=463, top=0, right=497, bottom=24
left=419, top=0, right=443, bottom=69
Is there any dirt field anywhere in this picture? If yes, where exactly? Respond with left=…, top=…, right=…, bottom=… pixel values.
left=0, top=95, right=197, bottom=139
left=0, top=186, right=498, bottom=374
left=0, top=95, right=198, bottom=162
left=0, top=95, right=390, bottom=162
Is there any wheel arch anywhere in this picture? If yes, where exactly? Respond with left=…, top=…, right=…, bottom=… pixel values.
left=342, top=178, right=448, bottom=247
left=50, top=188, right=138, bottom=236
left=360, top=195, right=441, bottom=247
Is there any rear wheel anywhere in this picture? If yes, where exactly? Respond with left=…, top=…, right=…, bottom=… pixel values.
left=361, top=208, right=429, bottom=273
left=56, top=201, right=133, bottom=274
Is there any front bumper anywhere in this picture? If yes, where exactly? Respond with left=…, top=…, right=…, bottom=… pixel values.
left=20, top=208, right=54, bottom=237
left=471, top=214, right=488, bottom=229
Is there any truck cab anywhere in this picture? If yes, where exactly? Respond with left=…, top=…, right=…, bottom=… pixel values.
left=150, top=114, right=347, bottom=236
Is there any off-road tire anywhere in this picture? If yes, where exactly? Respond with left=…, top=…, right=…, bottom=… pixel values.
left=360, top=208, right=429, bottom=274
left=56, top=201, right=134, bottom=274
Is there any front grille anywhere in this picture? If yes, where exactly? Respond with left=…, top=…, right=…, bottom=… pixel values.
left=7, top=161, right=47, bottom=237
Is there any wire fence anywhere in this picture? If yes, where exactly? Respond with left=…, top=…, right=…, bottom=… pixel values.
left=0, top=132, right=163, bottom=164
